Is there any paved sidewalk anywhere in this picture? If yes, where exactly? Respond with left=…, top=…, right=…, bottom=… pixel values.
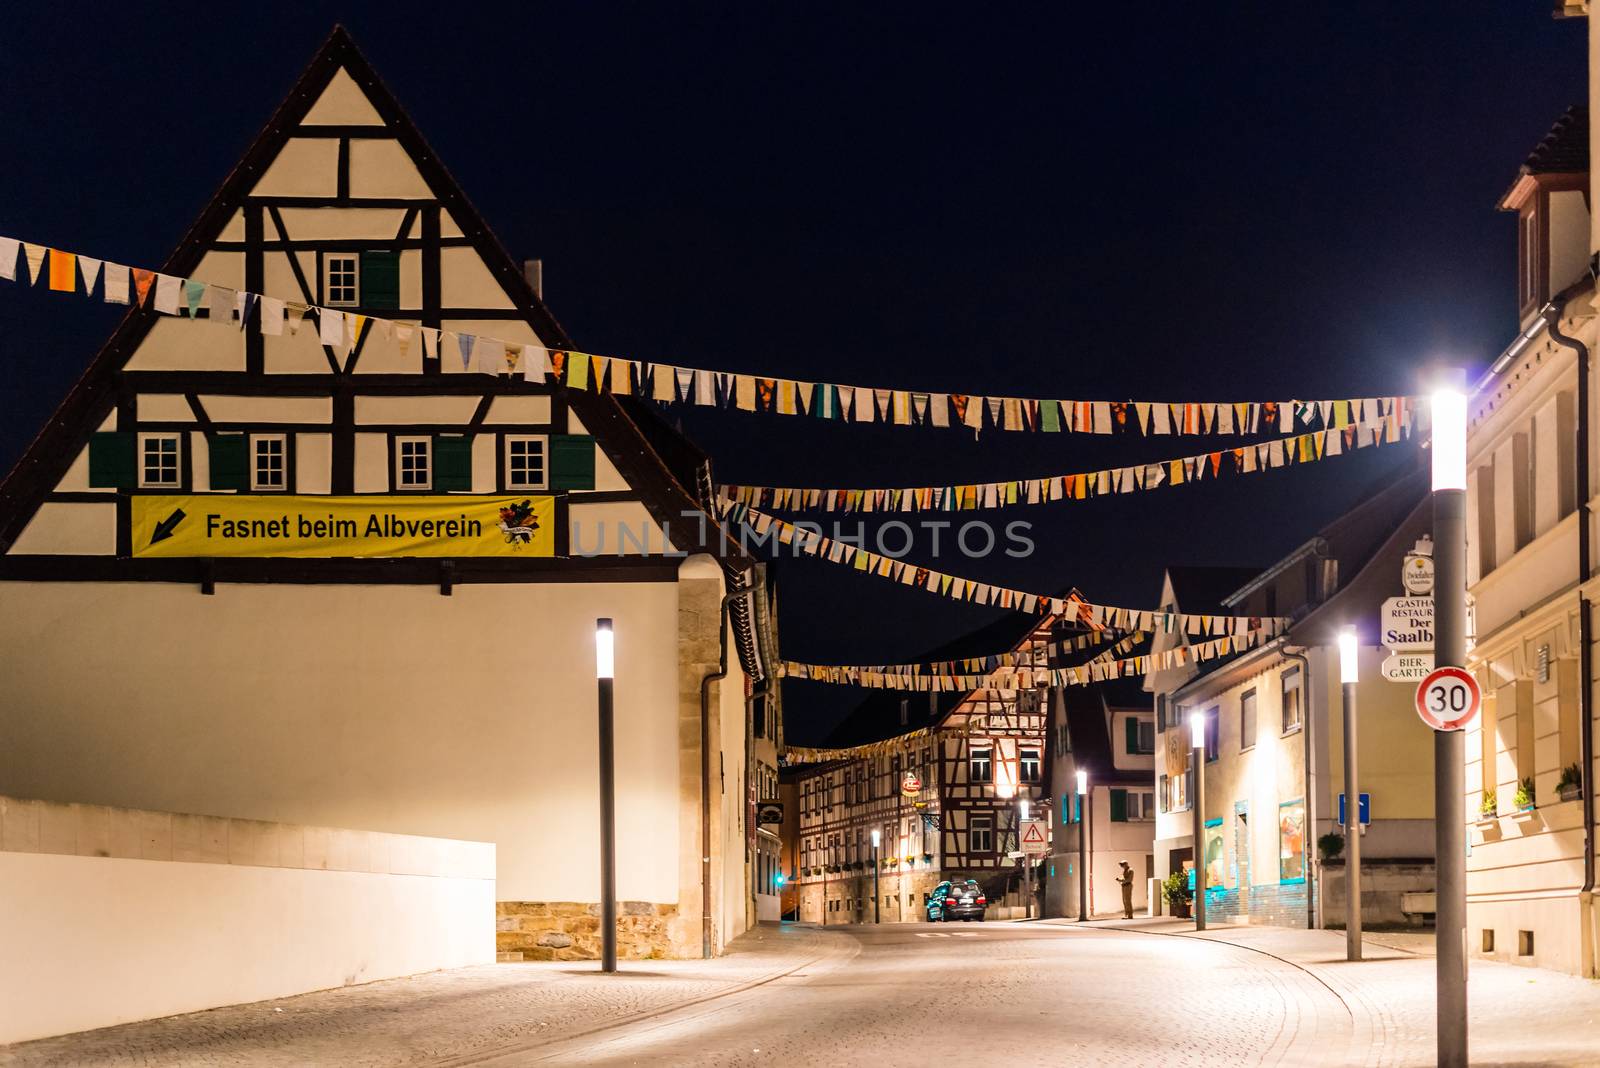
left=1039, top=916, right=1600, bottom=1066
left=0, top=924, right=854, bottom=1068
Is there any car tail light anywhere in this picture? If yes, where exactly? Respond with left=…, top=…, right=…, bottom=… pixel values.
left=976, top=896, right=986, bottom=905
left=945, top=897, right=959, bottom=906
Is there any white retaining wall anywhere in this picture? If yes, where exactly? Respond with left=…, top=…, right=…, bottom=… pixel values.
left=0, top=795, right=494, bottom=1045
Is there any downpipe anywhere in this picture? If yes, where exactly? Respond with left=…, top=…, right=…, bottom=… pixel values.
left=1282, top=645, right=1316, bottom=930
left=699, top=578, right=757, bottom=960
left=1545, top=303, right=1596, bottom=975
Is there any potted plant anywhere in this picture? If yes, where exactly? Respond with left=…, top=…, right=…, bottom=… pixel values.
left=1162, top=871, right=1193, bottom=919
left=1317, top=832, right=1345, bottom=863
left=1478, top=788, right=1497, bottom=820
left=1514, top=777, right=1536, bottom=812
left=1558, top=763, right=1583, bottom=803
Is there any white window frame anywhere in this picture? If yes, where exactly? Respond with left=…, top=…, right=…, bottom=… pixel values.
left=969, top=815, right=994, bottom=853
left=395, top=435, right=432, bottom=491
left=1282, top=666, right=1304, bottom=734
left=138, top=432, right=182, bottom=489
left=324, top=254, right=360, bottom=308
left=1019, top=747, right=1042, bottom=783
left=503, top=434, right=549, bottom=491
left=969, top=747, right=993, bottom=784
left=1128, top=790, right=1156, bottom=821
left=250, top=433, right=289, bottom=492
left=1136, top=718, right=1155, bottom=754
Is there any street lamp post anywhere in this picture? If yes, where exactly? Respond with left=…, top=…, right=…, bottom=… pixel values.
left=1020, top=799, right=1033, bottom=919
left=871, top=828, right=881, bottom=924
left=1076, top=769, right=1088, bottom=922
left=595, top=618, right=618, bottom=974
left=1432, top=382, right=1469, bottom=1066
left=1339, top=624, right=1362, bottom=962
left=1189, top=710, right=1206, bottom=932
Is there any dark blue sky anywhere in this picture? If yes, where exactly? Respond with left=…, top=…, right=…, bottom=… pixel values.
left=0, top=4, right=1585, bottom=740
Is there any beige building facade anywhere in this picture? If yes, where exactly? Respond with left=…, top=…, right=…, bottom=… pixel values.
left=1462, top=101, right=1599, bottom=976
left=1147, top=481, right=1439, bottom=929
left=0, top=29, right=777, bottom=962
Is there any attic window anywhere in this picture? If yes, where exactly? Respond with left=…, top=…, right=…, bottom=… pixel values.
left=139, top=433, right=181, bottom=489
left=325, top=254, right=359, bottom=307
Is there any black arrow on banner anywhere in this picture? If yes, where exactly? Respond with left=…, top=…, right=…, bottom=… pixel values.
left=150, top=508, right=186, bottom=545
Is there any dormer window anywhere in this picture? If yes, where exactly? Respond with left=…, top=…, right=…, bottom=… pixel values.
left=1519, top=208, right=1540, bottom=313
left=1500, top=106, right=1590, bottom=321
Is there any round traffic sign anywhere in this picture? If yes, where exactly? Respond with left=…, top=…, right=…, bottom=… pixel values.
left=1415, top=666, right=1481, bottom=731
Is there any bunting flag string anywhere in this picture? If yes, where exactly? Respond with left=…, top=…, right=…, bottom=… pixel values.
left=0, top=230, right=1420, bottom=439
left=838, top=629, right=1142, bottom=678
left=782, top=627, right=1272, bottom=693
left=783, top=727, right=937, bottom=766
left=717, top=420, right=1416, bottom=514
left=727, top=502, right=1290, bottom=639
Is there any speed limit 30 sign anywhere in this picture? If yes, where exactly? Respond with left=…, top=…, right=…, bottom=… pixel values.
left=1415, top=666, right=1481, bottom=731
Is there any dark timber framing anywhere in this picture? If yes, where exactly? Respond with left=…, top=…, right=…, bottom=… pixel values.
left=0, top=25, right=754, bottom=587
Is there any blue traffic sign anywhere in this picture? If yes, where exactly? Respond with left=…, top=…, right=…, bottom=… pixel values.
left=1337, top=792, right=1371, bottom=827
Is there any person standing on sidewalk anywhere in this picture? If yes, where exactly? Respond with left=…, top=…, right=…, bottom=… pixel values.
left=1116, top=861, right=1135, bottom=919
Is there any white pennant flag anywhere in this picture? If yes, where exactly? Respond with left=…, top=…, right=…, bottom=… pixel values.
left=259, top=297, right=285, bottom=336
left=77, top=256, right=103, bottom=296
left=422, top=328, right=440, bottom=361
left=22, top=243, right=47, bottom=285
left=102, top=262, right=130, bottom=304
left=0, top=236, right=17, bottom=281
left=319, top=308, right=345, bottom=347
left=154, top=274, right=182, bottom=315
left=523, top=341, right=550, bottom=383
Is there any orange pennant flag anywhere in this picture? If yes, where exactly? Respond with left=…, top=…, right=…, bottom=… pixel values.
left=132, top=269, right=156, bottom=306
left=48, top=249, right=77, bottom=292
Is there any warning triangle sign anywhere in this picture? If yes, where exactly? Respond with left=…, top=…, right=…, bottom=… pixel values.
left=1021, top=822, right=1047, bottom=845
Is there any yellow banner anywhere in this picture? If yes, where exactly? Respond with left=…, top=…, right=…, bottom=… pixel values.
left=130, top=495, right=556, bottom=558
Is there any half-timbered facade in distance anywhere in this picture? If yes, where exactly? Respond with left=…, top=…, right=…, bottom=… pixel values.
left=0, top=28, right=778, bottom=962
left=788, top=611, right=1068, bottom=923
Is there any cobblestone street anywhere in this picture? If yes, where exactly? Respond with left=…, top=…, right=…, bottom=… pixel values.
left=6, top=919, right=1600, bottom=1066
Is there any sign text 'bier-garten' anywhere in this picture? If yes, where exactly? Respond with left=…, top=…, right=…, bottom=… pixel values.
left=130, top=495, right=557, bottom=558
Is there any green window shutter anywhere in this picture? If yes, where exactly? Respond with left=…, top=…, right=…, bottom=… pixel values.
left=87, top=432, right=136, bottom=489
left=210, top=434, right=247, bottom=491
left=433, top=434, right=472, bottom=491
left=1110, top=789, right=1128, bottom=822
left=360, top=250, right=401, bottom=309
left=550, top=434, right=596, bottom=491
left=1125, top=717, right=1139, bottom=753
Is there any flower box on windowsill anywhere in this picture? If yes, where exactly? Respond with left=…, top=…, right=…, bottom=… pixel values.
left=1510, top=807, right=1540, bottom=827
left=1559, top=784, right=1583, bottom=803
left=1471, top=816, right=1501, bottom=841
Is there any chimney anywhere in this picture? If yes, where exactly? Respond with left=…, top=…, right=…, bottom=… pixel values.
left=523, top=258, right=543, bottom=300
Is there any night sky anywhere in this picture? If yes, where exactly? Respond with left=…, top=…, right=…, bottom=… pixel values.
left=0, top=4, right=1585, bottom=741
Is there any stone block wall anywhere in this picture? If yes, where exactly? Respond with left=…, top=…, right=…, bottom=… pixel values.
left=496, top=901, right=683, bottom=961
left=1321, top=860, right=1435, bottom=928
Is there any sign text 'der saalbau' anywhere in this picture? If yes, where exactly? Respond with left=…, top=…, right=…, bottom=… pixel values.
left=1380, top=596, right=1434, bottom=648
left=129, top=495, right=557, bottom=558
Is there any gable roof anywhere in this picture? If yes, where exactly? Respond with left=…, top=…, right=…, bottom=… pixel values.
left=1520, top=105, right=1588, bottom=176
left=0, top=26, right=750, bottom=571
left=1163, top=565, right=1262, bottom=614
left=820, top=601, right=1106, bottom=748
left=1499, top=104, right=1588, bottom=210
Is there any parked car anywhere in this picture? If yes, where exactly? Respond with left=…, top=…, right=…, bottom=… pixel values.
left=926, top=879, right=987, bottom=922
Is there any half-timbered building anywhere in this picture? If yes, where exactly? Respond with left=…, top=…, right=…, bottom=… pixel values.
left=788, top=611, right=1068, bottom=923
left=0, top=27, right=778, bottom=961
